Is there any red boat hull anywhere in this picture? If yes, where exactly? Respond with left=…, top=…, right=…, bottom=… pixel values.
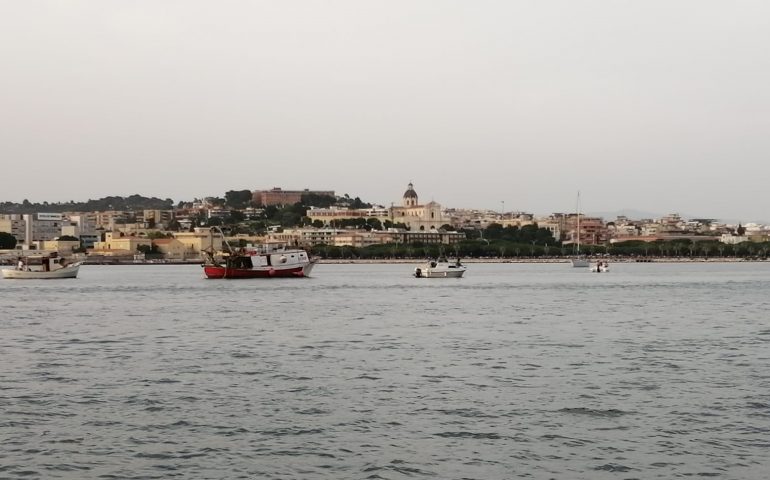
left=203, top=265, right=309, bottom=279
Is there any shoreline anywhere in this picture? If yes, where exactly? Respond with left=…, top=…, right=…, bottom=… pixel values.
left=2, top=257, right=765, bottom=267
left=317, top=257, right=766, bottom=264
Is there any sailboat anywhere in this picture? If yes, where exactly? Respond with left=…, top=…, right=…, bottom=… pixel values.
left=571, top=192, right=590, bottom=267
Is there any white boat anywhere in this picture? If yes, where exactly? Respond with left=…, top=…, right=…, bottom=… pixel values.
left=2, top=254, right=82, bottom=279
left=590, top=261, right=609, bottom=273
left=414, top=258, right=466, bottom=278
left=571, top=258, right=590, bottom=268
left=571, top=191, right=589, bottom=268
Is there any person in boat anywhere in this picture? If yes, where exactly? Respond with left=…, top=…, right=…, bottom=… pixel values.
left=17, top=257, right=24, bottom=271
left=455, top=257, right=462, bottom=267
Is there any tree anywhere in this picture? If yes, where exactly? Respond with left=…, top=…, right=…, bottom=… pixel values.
left=366, top=218, right=383, bottom=231
left=301, top=193, right=336, bottom=208
left=58, top=235, right=80, bottom=242
left=228, top=210, right=246, bottom=223
left=166, top=219, right=181, bottom=231
left=0, top=232, right=17, bottom=249
left=225, top=190, right=253, bottom=209
left=136, top=244, right=157, bottom=254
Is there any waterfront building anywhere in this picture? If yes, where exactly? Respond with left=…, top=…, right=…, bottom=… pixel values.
left=92, top=231, right=151, bottom=254
left=36, top=239, right=81, bottom=255
left=173, top=228, right=223, bottom=256
left=379, top=229, right=466, bottom=245
left=151, top=238, right=187, bottom=260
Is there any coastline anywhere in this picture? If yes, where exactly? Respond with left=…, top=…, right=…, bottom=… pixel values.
left=2, top=257, right=764, bottom=267
left=316, top=257, right=766, bottom=264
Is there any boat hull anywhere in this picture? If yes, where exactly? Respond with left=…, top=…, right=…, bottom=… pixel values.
left=418, top=269, right=465, bottom=278
left=203, top=262, right=315, bottom=279
left=2, top=264, right=81, bottom=279
left=571, top=258, right=590, bottom=268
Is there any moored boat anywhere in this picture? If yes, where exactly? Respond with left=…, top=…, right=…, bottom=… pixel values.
left=2, top=253, right=82, bottom=279
left=202, top=245, right=316, bottom=279
left=414, top=258, right=466, bottom=278
left=590, top=261, right=610, bottom=273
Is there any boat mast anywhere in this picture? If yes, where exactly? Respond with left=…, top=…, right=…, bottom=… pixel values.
left=576, top=191, right=581, bottom=255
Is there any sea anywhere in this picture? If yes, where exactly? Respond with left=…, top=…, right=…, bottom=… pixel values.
left=1, top=262, right=768, bottom=479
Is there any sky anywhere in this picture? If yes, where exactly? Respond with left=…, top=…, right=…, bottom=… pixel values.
left=1, top=1, right=769, bottom=221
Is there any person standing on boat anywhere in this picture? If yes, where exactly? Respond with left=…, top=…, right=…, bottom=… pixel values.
left=17, top=257, right=24, bottom=271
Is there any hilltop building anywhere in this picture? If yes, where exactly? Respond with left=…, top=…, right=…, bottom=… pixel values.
left=387, top=183, right=449, bottom=231
left=252, top=188, right=335, bottom=207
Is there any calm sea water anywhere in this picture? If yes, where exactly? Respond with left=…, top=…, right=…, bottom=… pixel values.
left=1, top=262, right=769, bottom=479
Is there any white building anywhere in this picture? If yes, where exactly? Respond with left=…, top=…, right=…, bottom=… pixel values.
left=387, top=183, right=450, bottom=232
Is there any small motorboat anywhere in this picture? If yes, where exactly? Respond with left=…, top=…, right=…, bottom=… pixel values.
left=590, top=261, right=609, bottom=273
left=414, top=258, right=466, bottom=278
left=2, top=253, right=82, bottom=279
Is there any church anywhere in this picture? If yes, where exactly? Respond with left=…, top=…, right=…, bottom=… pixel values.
left=388, top=183, right=449, bottom=231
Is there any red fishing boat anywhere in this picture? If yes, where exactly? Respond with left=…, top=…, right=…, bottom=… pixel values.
left=202, top=246, right=316, bottom=279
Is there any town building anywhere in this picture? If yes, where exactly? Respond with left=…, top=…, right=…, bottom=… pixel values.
left=0, top=215, right=26, bottom=243
left=151, top=238, right=187, bottom=260
left=92, top=231, right=152, bottom=255
left=138, top=210, right=174, bottom=229
left=306, top=206, right=390, bottom=226
left=22, top=213, right=73, bottom=248
left=252, top=188, right=335, bottom=207
left=387, top=183, right=450, bottom=231
left=173, top=228, right=224, bottom=256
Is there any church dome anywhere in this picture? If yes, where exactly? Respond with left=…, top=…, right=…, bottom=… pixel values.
left=403, top=182, right=418, bottom=199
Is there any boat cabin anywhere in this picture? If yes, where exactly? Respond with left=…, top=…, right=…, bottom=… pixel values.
left=16, top=253, right=69, bottom=272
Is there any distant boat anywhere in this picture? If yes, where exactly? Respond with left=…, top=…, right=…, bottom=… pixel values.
left=590, top=261, right=609, bottom=273
left=2, top=253, right=81, bottom=279
left=414, top=258, right=466, bottom=278
left=571, top=192, right=590, bottom=268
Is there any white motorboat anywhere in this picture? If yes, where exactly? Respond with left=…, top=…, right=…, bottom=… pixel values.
left=2, top=253, right=81, bottom=279
left=414, top=258, right=466, bottom=278
left=590, top=261, right=609, bottom=273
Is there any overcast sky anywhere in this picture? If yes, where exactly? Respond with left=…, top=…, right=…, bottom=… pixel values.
left=1, top=1, right=768, bottom=221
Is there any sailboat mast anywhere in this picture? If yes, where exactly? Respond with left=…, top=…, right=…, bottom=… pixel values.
left=576, top=191, right=580, bottom=255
